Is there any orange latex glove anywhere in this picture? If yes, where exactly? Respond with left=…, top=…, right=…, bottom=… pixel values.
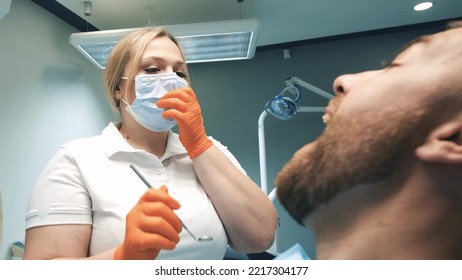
left=113, top=186, right=182, bottom=260
left=157, top=87, right=213, bottom=159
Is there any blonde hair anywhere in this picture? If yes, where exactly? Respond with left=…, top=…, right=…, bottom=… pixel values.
left=104, top=27, right=188, bottom=112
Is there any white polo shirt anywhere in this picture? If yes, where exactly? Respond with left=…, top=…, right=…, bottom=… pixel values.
left=26, top=123, right=246, bottom=259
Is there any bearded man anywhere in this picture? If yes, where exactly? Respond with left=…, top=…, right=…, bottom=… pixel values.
left=275, top=21, right=462, bottom=260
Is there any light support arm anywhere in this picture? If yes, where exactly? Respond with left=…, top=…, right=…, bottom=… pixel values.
left=284, top=77, right=335, bottom=100
left=258, top=106, right=325, bottom=196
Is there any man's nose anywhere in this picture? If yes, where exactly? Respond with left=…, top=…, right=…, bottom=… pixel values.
left=332, top=70, right=379, bottom=96
left=333, top=74, right=355, bottom=96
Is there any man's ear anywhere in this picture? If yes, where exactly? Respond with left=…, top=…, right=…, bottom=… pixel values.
left=415, top=117, right=462, bottom=164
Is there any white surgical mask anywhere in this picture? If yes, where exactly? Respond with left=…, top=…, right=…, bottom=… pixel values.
left=122, top=73, right=188, bottom=132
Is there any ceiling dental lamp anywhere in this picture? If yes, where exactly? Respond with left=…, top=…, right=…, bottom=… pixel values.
left=69, top=19, right=260, bottom=69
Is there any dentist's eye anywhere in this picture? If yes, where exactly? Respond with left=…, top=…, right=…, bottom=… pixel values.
left=176, top=71, right=187, bottom=78
left=144, top=67, right=160, bottom=73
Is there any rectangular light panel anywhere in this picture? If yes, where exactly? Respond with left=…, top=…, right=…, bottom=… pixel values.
left=69, top=19, right=259, bottom=69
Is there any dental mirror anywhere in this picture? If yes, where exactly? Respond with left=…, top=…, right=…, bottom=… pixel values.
left=180, top=220, right=213, bottom=242
left=130, top=164, right=213, bottom=242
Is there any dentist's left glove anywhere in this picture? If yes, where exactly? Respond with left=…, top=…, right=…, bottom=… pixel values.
left=157, top=87, right=213, bottom=159
left=113, top=186, right=182, bottom=260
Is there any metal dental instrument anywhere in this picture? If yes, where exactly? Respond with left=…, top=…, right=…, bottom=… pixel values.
left=178, top=220, right=213, bottom=242
left=129, top=164, right=213, bottom=242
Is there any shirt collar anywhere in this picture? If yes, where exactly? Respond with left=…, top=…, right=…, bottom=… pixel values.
left=161, top=130, right=188, bottom=161
left=101, top=123, right=187, bottom=160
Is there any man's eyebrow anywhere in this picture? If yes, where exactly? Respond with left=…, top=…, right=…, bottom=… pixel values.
left=393, top=35, right=431, bottom=59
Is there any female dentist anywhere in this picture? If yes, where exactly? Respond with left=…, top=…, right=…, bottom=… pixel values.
left=24, top=27, right=277, bottom=260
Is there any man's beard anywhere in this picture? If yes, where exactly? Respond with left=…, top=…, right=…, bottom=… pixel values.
left=275, top=106, right=427, bottom=225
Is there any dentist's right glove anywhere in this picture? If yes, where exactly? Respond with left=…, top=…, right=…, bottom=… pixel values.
left=157, top=87, right=213, bottom=159
left=113, top=186, right=182, bottom=260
